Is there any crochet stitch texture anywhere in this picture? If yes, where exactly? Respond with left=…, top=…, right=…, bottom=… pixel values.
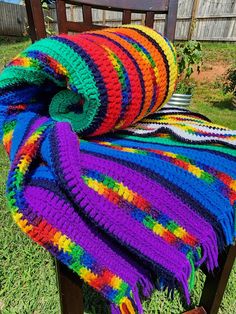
left=0, top=25, right=236, bottom=314
left=0, top=25, right=177, bottom=137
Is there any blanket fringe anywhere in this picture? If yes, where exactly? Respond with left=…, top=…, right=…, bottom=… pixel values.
left=119, top=297, right=136, bottom=314
left=132, top=286, right=144, bottom=314
left=138, top=275, right=153, bottom=298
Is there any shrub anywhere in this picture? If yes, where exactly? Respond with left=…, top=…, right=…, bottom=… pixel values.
left=175, top=41, right=203, bottom=94
left=223, top=67, right=236, bottom=96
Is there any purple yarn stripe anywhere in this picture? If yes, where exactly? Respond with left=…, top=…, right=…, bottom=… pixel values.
left=79, top=151, right=218, bottom=270
left=24, top=185, right=153, bottom=291
left=48, top=122, right=194, bottom=300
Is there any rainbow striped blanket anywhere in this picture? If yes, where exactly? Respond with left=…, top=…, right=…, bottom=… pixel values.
left=0, top=25, right=236, bottom=314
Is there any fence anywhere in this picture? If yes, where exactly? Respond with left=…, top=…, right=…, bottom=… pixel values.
left=0, top=0, right=235, bottom=41
left=0, top=2, right=27, bottom=36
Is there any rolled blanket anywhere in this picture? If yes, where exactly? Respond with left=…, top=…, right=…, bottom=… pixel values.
left=0, top=25, right=236, bottom=314
left=0, top=25, right=177, bottom=137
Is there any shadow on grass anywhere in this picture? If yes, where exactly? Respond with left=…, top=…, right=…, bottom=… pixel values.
left=82, top=285, right=197, bottom=314
left=81, top=280, right=199, bottom=314
left=211, top=97, right=235, bottom=110
left=0, top=35, right=30, bottom=45
left=83, top=284, right=109, bottom=314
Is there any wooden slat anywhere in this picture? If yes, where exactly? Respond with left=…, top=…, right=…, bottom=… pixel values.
left=145, top=11, right=155, bottom=28
left=25, top=0, right=46, bottom=41
left=67, top=21, right=106, bottom=32
left=82, top=4, right=93, bottom=25
left=122, top=10, right=132, bottom=24
left=195, top=14, right=236, bottom=19
left=3, top=1, right=236, bottom=42
left=65, top=0, right=169, bottom=13
left=56, top=0, right=68, bottom=33
left=164, top=0, right=178, bottom=41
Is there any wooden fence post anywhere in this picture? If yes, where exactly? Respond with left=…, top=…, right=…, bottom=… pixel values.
left=224, top=0, right=236, bottom=39
left=102, top=10, right=106, bottom=25
left=188, top=0, right=200, bottom=40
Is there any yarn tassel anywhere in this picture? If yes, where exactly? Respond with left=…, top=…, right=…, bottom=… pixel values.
left=138, top=274, right=154, bottom=298
left=196, top=231, right=218, bottom=272
left=132, top=286, right=144, bottom=314
left=179, top=272, right=191, bottom=305
left=205, top=241, right=218, bottom=271
left=186, top=252, right=195, bottom=290
left=195, top=245, right=207, bottom=268
left=119, top=297, right=136, bottom=314
left=220, top=212, right=234, bottom=246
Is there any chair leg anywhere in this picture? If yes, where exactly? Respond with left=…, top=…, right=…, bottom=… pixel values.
left=199, top=244, right=236, bottom=314
left=56, top=259, right=84, bottom=314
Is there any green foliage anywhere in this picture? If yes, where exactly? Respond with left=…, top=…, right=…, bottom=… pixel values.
left=175, top=79, right=196, bottom=95
left=174, top=41, right=203, bottom=95
left=40, top=0, right=56, bottom=35
left=176, top=40, right=203, bottom=79
left=41, top=0, right=55, bottom=6
left=44, top=15, right=55, bottom=35
left=223, top=67, right=236, bottom=96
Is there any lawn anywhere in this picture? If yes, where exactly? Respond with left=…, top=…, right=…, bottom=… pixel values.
left=0, top=37, right=235, bottom=314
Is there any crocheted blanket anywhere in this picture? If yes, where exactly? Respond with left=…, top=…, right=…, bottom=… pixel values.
left=0, top=26, right=236, bottom=314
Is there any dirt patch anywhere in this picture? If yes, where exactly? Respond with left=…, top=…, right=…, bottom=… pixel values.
left=192, top=62, right=229, bottom=83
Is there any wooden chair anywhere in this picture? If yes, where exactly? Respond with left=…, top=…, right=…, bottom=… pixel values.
left=25, top=0, right=178, bottom=42
left=24, top=1, right=236, bottom=313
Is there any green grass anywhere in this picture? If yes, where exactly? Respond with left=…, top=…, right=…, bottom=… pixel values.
left=0, top=37, right=236, bottom=314
left=0, top=37, right=30, bottom=71
left=189, top=42, right=236, bottom=129
left=201, top=42, right=236, bottom=64
left=191, top=82, right=236, bottom=129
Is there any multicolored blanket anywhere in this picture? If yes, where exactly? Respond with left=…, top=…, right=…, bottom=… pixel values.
left=0, top=25, right=235, bottom=314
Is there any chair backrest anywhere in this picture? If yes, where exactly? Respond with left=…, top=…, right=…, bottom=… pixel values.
left=25, top=0, right=178, bottom=42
